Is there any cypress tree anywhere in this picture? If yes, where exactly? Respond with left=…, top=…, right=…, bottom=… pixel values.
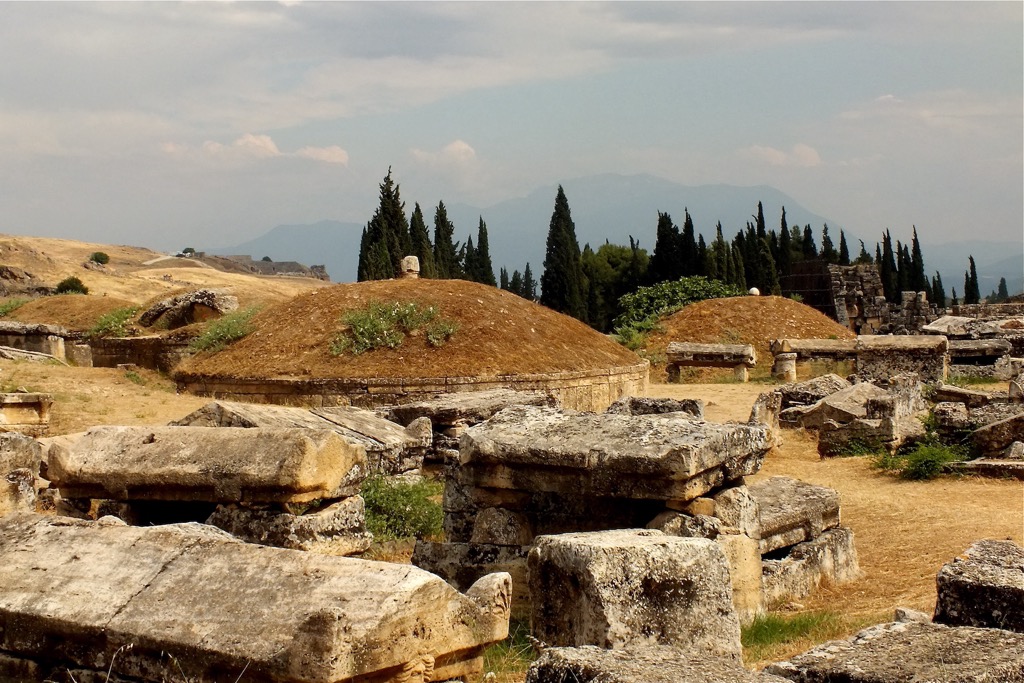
left=540, top=186, right=586, bottom=319
left=409, top=203, right=436, bottom=278
left=361, top=167, right=410, bottom=279
left=802, top=225, right=817, bottom=260
left=997, top=277, right=1009, bottom=302
left=820, top=224, right=838, bottom=263
left=714, top=222, right=729, bottom=282
left=855, top=240, right=872, bottom=265
left=649, top=212, right=679, bottom=283
left=910, top=227, right=926, bottom=292
left=509, top=270, right=523, bottom=297
left=356, top=226, right=369, bottom=281
left=432, top=201, right=459, bottom=279
left=965, top=255, right=981, bottom=304
left=680, top=209, right=699, bottom=276
left=522, top=262, right=537, bottom=301
left=474, top=217, right=497, bottom=286
left=698, top=234, right=711, bottom=278
left=897, top=241, right=912, bottom=294
left=732, top=248, right=747, bottom=290
left=951, top=288, right=959, bottom=306
left=931, top=272, right=947, bottom=307
left=759, top=239, right=781, bottom=295
left=462, top=235, right=476, bottom=282
left=880, top=231, right=899, bottom=303
left=755, top=201, right=767, bottom=241
left=838, top=230, right=851, bottom=265
left=778, top=208, right=793, bottom=277
left=499, top=267, right=509, bottom=291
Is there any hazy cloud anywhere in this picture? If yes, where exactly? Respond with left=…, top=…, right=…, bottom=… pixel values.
left=162, top=134, right=348, bottom=166
left=741, top=144, right=822, bottom=168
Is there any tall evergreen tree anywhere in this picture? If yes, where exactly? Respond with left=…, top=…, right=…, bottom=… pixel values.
left=838, top=230, right=851, bottom=266
left=461, top=236, right=476, bottom=282
left=522, top=263, right=537, bottom=301
left=432, top=201, right=459, bottom=279
left=754, top=202, right=767, bottom=241
left=801, top=225, right=817, bottom=260
left=997, top=277, right=1009, bottom=302
left=910, top=227, right=927, bottom=292
left=408, top=203, right=436, bottom=278
left=474, top=217, right=497, bottom=286
left=897, top=241, right=912, bottom=294
left=714, top=222, right=730, bottom=282
left=758, top=239, right=781, bottom=295
left=698, top=234, right=711, bottom=278
left=880, top=230, right=899, bottom=303
left=541, top=186, right=586, bottom=319
left=931, top=272, right=947, bottom=308
left=965, top=255, right=981, bottom=304
left=509, top=270, right=523, bottom=297
left=648, top=212, right=680, bottom=283
left=732, top=248, right=747, bottom=290
left=359, top=168, right=410, bottom=280
left=499, top=267, right=509, bottom=291
left=951, top=288, right=959, bottom=306
left=855, top=240, right=872, bottom=265
left=819, top=224, right=838, bottom=263
left=680, top=209, right=699, bottom=276
left=778, top=208, right=793, bottom=277
left=356, top=226, right=369, bottom=281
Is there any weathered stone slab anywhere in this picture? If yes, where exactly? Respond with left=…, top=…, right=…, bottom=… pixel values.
left=172, top=400, right=426, bottom=474
left=0, top=392, right=53, bottom=437
left=766, top=620, right=1024, bottom=682
left=606, top=396, right=704, bottom=419
left=385, top=388, right=557, bottom=427
left=526, top=645, right=789, bottom=683
left=749, top=477, right=840, bottom=555
left=855, top=334, right=948, bottom=383
left=770, top=338, right=857, bottom=360
left=412, top=540, right=532, bottom=618
left=780, top=382, right=889, bottom=429
left=971, top=412, right=1024, bottom=458
left=949, top=338, right=1013, bottom=361
left=933, top=384, right=996, bottom=409
left=528, top=529, right=742, bottom=658
left=933, top=539, right=1024, bottom=632
left=666, top=342, right=757, bottom=368
left=778, top=374, right=851, bottom=410
left=48, top=426, right=367, bottom=504
left=716, top=533, right=763, bottom=622
left=0, top=514, right=510, bottom=683
left=761, top=527, right=860, bottom=605
left=205, top=496, right=372, bottom=555
left=461, top=405, right=770, bottom=502
left=948, top=458, right=1024, bottom=479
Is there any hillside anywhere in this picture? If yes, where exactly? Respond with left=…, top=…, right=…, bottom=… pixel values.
left=0, top=235, right=330, bottom=318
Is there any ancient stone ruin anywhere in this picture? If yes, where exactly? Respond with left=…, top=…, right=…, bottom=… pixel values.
left=138, top=288, right=239, bottom=329
left=665, top=341, right=757, bottom=382
left=0, top=513, right=510, bottom=683
left=48, top=426, right=373, bottom=554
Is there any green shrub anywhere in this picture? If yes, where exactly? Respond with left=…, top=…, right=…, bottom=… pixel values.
left=89, top=306, right=139, bottom=338
left=55, top=276, right=88, bottom=295
left=361, top=474, right=443, bottom=541
left=331, top=301, right=456, bottom=355
left=188, top=307, right=260, bottom=353
left=89, top=251, right=110, bottom=265
left=613, top=276, right=743, bottom=331
left=0, top=299, right=29, bottom=318
left=872, top=442, right=967, bottom=480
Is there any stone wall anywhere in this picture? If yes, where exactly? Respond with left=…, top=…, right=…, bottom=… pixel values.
left=176, top=361, right=650, bottom=412
left=951, top=302, right=1024, bottom=318
left=91, top=336, right=194, bottom=373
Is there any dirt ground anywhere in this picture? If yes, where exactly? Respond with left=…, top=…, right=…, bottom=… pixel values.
left=651, top=382, right=1024, bottom=619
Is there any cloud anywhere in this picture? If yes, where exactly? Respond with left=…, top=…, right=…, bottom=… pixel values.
left=410, top=140, right=477, bottom=167
left=162, top=133, right=348, bottom=166
left=740, top=143, right=822, bottom=168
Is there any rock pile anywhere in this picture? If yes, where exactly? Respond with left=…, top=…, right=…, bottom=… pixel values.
left=138, top=288, right=239, bottom=329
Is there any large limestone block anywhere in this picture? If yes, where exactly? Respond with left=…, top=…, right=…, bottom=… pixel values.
left=1, top=433, right=44, bottom=516
left=715, top=533, right=763, bottom=622
left=528, top=529, right=742, bottom=658
left=526, top=645, right=789, bottom=683
left=933, top=539, right=1024, bottom=632
left=463, top=406, right=770, bottom=502
left=761, top=527, right=860, bottom=605
left=971, top=412, right=1024, bottom=458
left=780, top=382, right=889, bottom=430
left=206, top=496, right=372, bottom=555
left=766, top=621, right=1024, bottom=682
left=0, top=514, right=510, bottom=683
left=172, top=400, right=426, bottom=474
left=749, top=477, right=840, bottom=554
left=48, top=426, right=367, bottom=504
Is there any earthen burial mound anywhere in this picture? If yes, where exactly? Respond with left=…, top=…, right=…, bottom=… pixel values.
left=176, top=279, right=647, bottom=409
left=645, top=295, right=855, bottom=375
left=6, top=294, right=138, bottom=332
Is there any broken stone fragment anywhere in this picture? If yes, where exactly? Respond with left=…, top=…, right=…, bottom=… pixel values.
left=778, top=374, right=851, bottom=409
left=646, top=511, right=721, bottom=539
left=526, top=645, right=789, bottom=683
left=766, top=620, right=1024, bottom=682
left=605, top=396, right=704, bottom=419
left=0, top=513, right=510, bottom=683
left=412, top=540, right=533, bottom=618
left=748, top=390, right=782, bottom=447
left=972, top=412, right=1024, bottom=458
left=761, top=527, right=860, bottom=605
left=528, top=529, right=742, bottom=659
left=933, top=539, right=1024, bottom=633
left=48, top=426, right=367, bottom=504
left=385, top=388, right=557, bottom=427
left=780, top=382, right=890, bottom=429
left=205, top=496, right=372, bottom=555
left=749, top=476, right=840, bottom=555
left=712, top=485, right=760, bottom=538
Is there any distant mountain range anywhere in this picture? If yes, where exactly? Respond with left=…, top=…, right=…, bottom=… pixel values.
left=209, top=173, right=1022, bottom=297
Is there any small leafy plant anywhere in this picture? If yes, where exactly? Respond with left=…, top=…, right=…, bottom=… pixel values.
left=188, top=307, right=260, bottom=353
left=55, top=276, right=88, bottom=295
left=89, top=306, right=139, bottom=338
left=331, top=301, right=457, bottom=355
left=873, top=442, right=968, bottom=480
left=361, top=474, right=443, bottom=541
left=89, top=251, right=110, bottom=265
left=0, top=298, right=28, bottom=318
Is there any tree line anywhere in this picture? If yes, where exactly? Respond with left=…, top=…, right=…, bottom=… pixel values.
left=356, top=169, right=999, bottom=332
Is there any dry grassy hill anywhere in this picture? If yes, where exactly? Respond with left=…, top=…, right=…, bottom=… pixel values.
left=0, top=234, right=330, bottom=328
left=179, top=278, right=643, bottom=381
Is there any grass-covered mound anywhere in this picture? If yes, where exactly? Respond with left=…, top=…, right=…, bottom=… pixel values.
left=176, top=278, right=643, bottom=381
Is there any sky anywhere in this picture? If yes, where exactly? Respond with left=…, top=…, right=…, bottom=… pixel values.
left=0, top=2, right=1020, bottom=254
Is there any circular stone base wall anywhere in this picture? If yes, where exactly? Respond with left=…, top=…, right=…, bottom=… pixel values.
left=176, top=361, right=649, bottom=412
